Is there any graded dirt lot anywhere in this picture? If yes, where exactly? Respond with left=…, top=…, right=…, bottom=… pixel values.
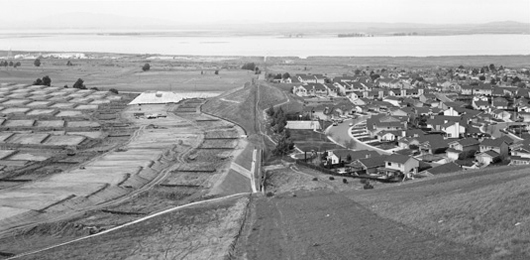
left=13, top=195, right=249, bottom=260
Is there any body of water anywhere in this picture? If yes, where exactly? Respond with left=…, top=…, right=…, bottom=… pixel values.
left=0, top=33, right=529, bottom=57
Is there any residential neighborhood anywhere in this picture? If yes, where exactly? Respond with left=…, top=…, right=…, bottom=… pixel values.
left=268, top=64, right=530, bottom=181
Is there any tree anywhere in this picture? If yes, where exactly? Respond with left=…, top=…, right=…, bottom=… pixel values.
left=274, top=73, right=282, bottom=80
left=14, top=61, right=20, bottom=68
left=142, top=63, right=150, bottom=72
left=66, top=60, right=73, bottom=66
left=272, top=134, right=294, bottom=156
left=73, top=78, right=86, bottom=89
left=42, top=76, right=51, bottom=86
left=109, top=88, right=119, bottom=94
left=354, top=69, right=361, bottom=75
left=346, top=154, right=352, bottom=162
left=479, top=75, right=486, bottom=81
left=489, top=63, right=496, bottom=72
left=8, top=61, right=13, bottom=66
left=34, top=58, right=41, bottom=67
left=64, top=85, right=68, bottom=88
left=33, top=78, right=43, bottom=85
left=241, top=62, right=256, bottom=71
left=214, top=70, right=219, bottom=75
left=266, top=105, right=275, bottom=117
left=282, top=72, right=290, bottom=79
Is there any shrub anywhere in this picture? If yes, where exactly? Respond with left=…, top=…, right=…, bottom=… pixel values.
left=329, top=176, right=335, bottom=180
left=342, top=178, right=348, bottom=184
left=363, top=183, right=374, bottom=190
left=266, top=191, right=274, bottom=197
left=109, top=88, right=119, bottom=94
left=142, top=63, right=150, bottom=72
left=312, top=177, right=318, bottom=181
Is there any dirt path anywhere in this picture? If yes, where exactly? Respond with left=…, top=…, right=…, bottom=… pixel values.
left=241, top=191, right=490, bottom=260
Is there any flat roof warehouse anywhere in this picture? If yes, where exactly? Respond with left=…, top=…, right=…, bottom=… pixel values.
left=128, top=91, right=219, bottom=105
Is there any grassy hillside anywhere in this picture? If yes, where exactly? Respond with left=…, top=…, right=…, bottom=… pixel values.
left=202, top=82, right=287, bottom=137
left=347, top=165, right=530, bottom=259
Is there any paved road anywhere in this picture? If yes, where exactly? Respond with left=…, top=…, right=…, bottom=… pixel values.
left=482, top=122, right=524, bottom=139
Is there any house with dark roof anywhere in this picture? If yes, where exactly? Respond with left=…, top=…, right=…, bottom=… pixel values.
left=476, top=150, right=500, bottom=165
left=356, top=155, right=389, bottom=174
left=422, top=162, right=461, bottom=175
left=510, top=140, right=530, bottom=159
left=379, top=154, right=419, bottom=177
left=492, top=97, right=509, bottom=109
left=446, top=137, right=480, bottom=161
left=479, top=138, right=510, bottom=160
left=325, top=149, right=379, bottom=165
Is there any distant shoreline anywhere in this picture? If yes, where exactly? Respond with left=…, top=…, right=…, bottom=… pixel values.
left=0, top=50, right=529, bottom=68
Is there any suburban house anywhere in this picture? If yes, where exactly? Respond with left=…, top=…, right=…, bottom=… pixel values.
left=355, top=155, right=389, bottom=174
left=379, top=154, right=420, bottom=178
left=421, top=162, right=461, bottom=175
left=472, top=98, right=490, bottom=110
left=297, top=74, right=318, bottom=84
left=490, top=109, right=512, bottom=121
left=285, top=120, right=322, bottom=131
left=441, top=121, right=466, bottom=138
left=325, top=149, right=379, bottom=165
left=479, top=138, right=510, bottom=160
left=376, top=130, right=401, bottom=141
left=476, top=150, right=501, bottom=166
left=446, top=137, right=480, bottom=161
left=492, top=97, right=509, bottom=109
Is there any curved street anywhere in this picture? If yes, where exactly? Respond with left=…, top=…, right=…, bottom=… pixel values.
left=325, top=116, right=388, bottom=154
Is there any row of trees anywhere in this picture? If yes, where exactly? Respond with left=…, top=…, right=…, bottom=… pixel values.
left=1, top=60, right=21, bottom=68
left=33, top=76, right=52, bottom=86
left=267, top=106, right=295, bottom=156
left=241, top=62, right=261, bottom=74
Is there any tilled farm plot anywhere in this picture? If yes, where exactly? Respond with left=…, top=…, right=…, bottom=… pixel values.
left=25, top=101, right=52, bottom=107
left=1, top=99, right=30, bottom=106
left=35, top=120, right=65, bottom=128
left=25, top=109, right=56, bottom=116
left=66, top=121, right=100, bottom=128
left=55, top=110, right=83, bottom=117
left=200, top=139, right=238, bottom=149
left=204, top=130, right=239, bottom=139
left=42, top=135, right=86, bottom=146
left=5, top=196, right=249, bottom=260
left=2, top=119, right=35, bottom=127
left=241, top=192, right=489, bottom=260
left=4, top=133, right=49, bottom=145
left=66, top=131, right=103, bottom=139
left=0, top=107, right=30, bottom=114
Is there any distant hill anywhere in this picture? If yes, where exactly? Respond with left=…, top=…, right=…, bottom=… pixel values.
left=1, top=13, right=528, bottom=36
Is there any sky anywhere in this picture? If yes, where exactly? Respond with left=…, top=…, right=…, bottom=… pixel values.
left=1, top=0, right=530, bottom=24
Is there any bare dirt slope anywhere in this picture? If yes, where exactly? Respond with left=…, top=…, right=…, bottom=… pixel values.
left=15, top=195, right=249, bottom=260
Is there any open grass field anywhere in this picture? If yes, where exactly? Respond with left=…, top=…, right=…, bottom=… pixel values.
left=346, top=165, right=530, bottom=259
left=290, top=129, right=343, bottom=152
left=235, top=163, right=490, bottom=260
left=0, top=58, right=253, bottom=93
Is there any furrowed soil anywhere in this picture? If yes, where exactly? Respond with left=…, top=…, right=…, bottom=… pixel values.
left=14, top=195, right=250, bottom=260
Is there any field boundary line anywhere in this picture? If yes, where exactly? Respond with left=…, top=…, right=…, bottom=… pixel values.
left=7, top=192, right=250, bottom=260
